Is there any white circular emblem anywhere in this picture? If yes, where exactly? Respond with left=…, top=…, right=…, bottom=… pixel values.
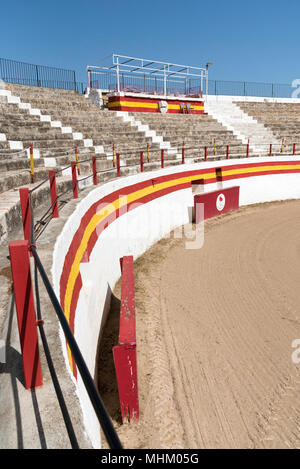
left=216, top=193, right=226, bottom=211
left=159, top=100, right=168, bottom=113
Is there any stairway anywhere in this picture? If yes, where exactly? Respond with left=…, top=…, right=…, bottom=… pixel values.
left=205, top=100, right=281, bottom=154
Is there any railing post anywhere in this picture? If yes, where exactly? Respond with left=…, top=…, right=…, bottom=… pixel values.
left=92, top=156, right=97, bottom=185
left=226, top=145, right=229, bottom=160
left=30, top=144, right=35, bottom=183
left=182, top=141, right=185, bottom=164
left=49, top=170, right=59, bottom=218
left=293, top=143, right=296, bottom=156
left=213, top=139, right=216, bottom=156
left=9, top=240, right=43, bottom=389
left=269, top=144, right=273, bottom=157
left=74, top=146, right=80, bottom=175
left=113, top=144, right=116, bottom=168
left=19, top=188, right=31, bottom=245
left=161, top=149, right=164, bottom=169
left=246, top=142, right=249, bottom=158
left=140, top=151, right=144, bottom=172
left=116, top=153, right=121, bottom=177
left=147, top=143, right=150, bottom=163
left=204, top=146, right=207, bottom=161
left=71, top=161, right=78, bottom=199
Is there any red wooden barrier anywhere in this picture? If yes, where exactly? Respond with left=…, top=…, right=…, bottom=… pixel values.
left=9, top=241, right=43, bottom=389
left=113, top=256, right=139, bottom=422
left=49, top=170, right=59, bottom=218
left=71, top=161, right=78, bottom=199
left=194, top=186, right=240, bottom=222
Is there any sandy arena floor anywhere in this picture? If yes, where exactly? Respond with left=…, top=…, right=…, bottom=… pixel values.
left=98, top=200, right=300, bottom=449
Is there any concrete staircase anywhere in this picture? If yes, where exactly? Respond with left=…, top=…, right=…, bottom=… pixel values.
left=205, top=100, right=281, bottom=155
left=235, top=101, right=300, bottom=152
left=129, top=111, right=249, bottom=159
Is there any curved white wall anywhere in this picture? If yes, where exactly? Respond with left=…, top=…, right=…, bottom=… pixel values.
left=52, top=156, right=300, bottom=448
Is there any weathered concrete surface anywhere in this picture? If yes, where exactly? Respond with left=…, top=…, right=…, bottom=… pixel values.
left=0, top=185, right=97, bottom=449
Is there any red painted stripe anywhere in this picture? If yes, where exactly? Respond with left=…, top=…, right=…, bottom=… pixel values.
left=59, top=160, right=300, bottom=377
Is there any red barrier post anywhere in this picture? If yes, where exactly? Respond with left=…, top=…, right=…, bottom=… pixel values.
left=204, top=146, right=207, bottom=161
left=116, top=153, right=121, bottom=177
left=71, top=161, right=78, bottom=199
left=29, top=144, right=35, bottom=184
left=182, top=141, right=185, bottom=164
left=140, top=151, right=144, bottom=172
left=9, top=241, right=43, bottom=389
left=269, top=144, right=273, bottom=157
left=293, top=143, right=296, bottom=156
left=19, top=188, right=31, bottom=245
left=113, top=256, right=139, bottom=422
left=49, top=170, right=59, bottom=218
left=161, top=149, right=164, bottom=168
left=246, top=143, right=250, bottom=158
left=226, top=145, right=230, bottom=160
left=92, top=156, right=97, bottom=185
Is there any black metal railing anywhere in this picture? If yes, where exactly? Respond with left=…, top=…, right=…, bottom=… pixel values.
left=0, top=57, right=86, bottom=94
left=24, top=166, right=123, bottom=449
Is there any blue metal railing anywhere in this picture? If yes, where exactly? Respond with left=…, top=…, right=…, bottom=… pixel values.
left=0, top=57, right=86, bottom=94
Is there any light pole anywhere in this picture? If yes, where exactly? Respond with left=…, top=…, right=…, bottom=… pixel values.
left=205, top=62, right=213, bottom=101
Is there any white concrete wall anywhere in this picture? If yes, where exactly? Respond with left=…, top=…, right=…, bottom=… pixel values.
left=52, top=156, right=300, bottom=448
left=207, top=94, right=300, bottom=104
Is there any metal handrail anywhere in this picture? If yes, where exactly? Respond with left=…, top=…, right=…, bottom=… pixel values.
left=30, top=243, right=123, bottom=449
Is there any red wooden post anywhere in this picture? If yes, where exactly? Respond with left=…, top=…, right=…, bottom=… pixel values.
left=9, top=241, right=43, bottom=389
left=140, top=151, right=144, bottom=172
left=161, top=149, right=164, bottom=168
left=182, top=141, right=185, bottom=164
left=113, top=256, right=139, bottom=422
left=49, top=170, right=59, bottom=218
left=71, top=161, right=78, bottom=199
left=204, top=146, right=207, bottom=161
left=226, top=145, right=229, bottom=160
left=92, top=156, right=97, bottom=185
left=269, top=144, right=273, bottom=157
left=116, top=153, right=121, bottom=177
left=293, top=143, right=296, bottom=156
left=246, top=143, right=249, bottom=158
left=19, top=188, right=31, bottom=245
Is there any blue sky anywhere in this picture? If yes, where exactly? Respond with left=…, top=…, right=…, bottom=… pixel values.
left=0, top=0, right=299, bottom=85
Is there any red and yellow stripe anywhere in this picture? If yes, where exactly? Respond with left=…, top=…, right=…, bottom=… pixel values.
left=59, top=160, right=300, bottom=376
left=108, top=95, right=204, bottom=114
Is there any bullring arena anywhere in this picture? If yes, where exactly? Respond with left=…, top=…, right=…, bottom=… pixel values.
left=0, top=54, right=300, bottom=450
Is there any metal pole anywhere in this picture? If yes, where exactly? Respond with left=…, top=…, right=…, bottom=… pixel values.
left=116, top=55, right=120, bottom=92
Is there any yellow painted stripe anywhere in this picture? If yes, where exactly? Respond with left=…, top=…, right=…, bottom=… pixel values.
left=108, top=100, right=204, bottom=111
left=64, top=162, right=300, bottom=370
